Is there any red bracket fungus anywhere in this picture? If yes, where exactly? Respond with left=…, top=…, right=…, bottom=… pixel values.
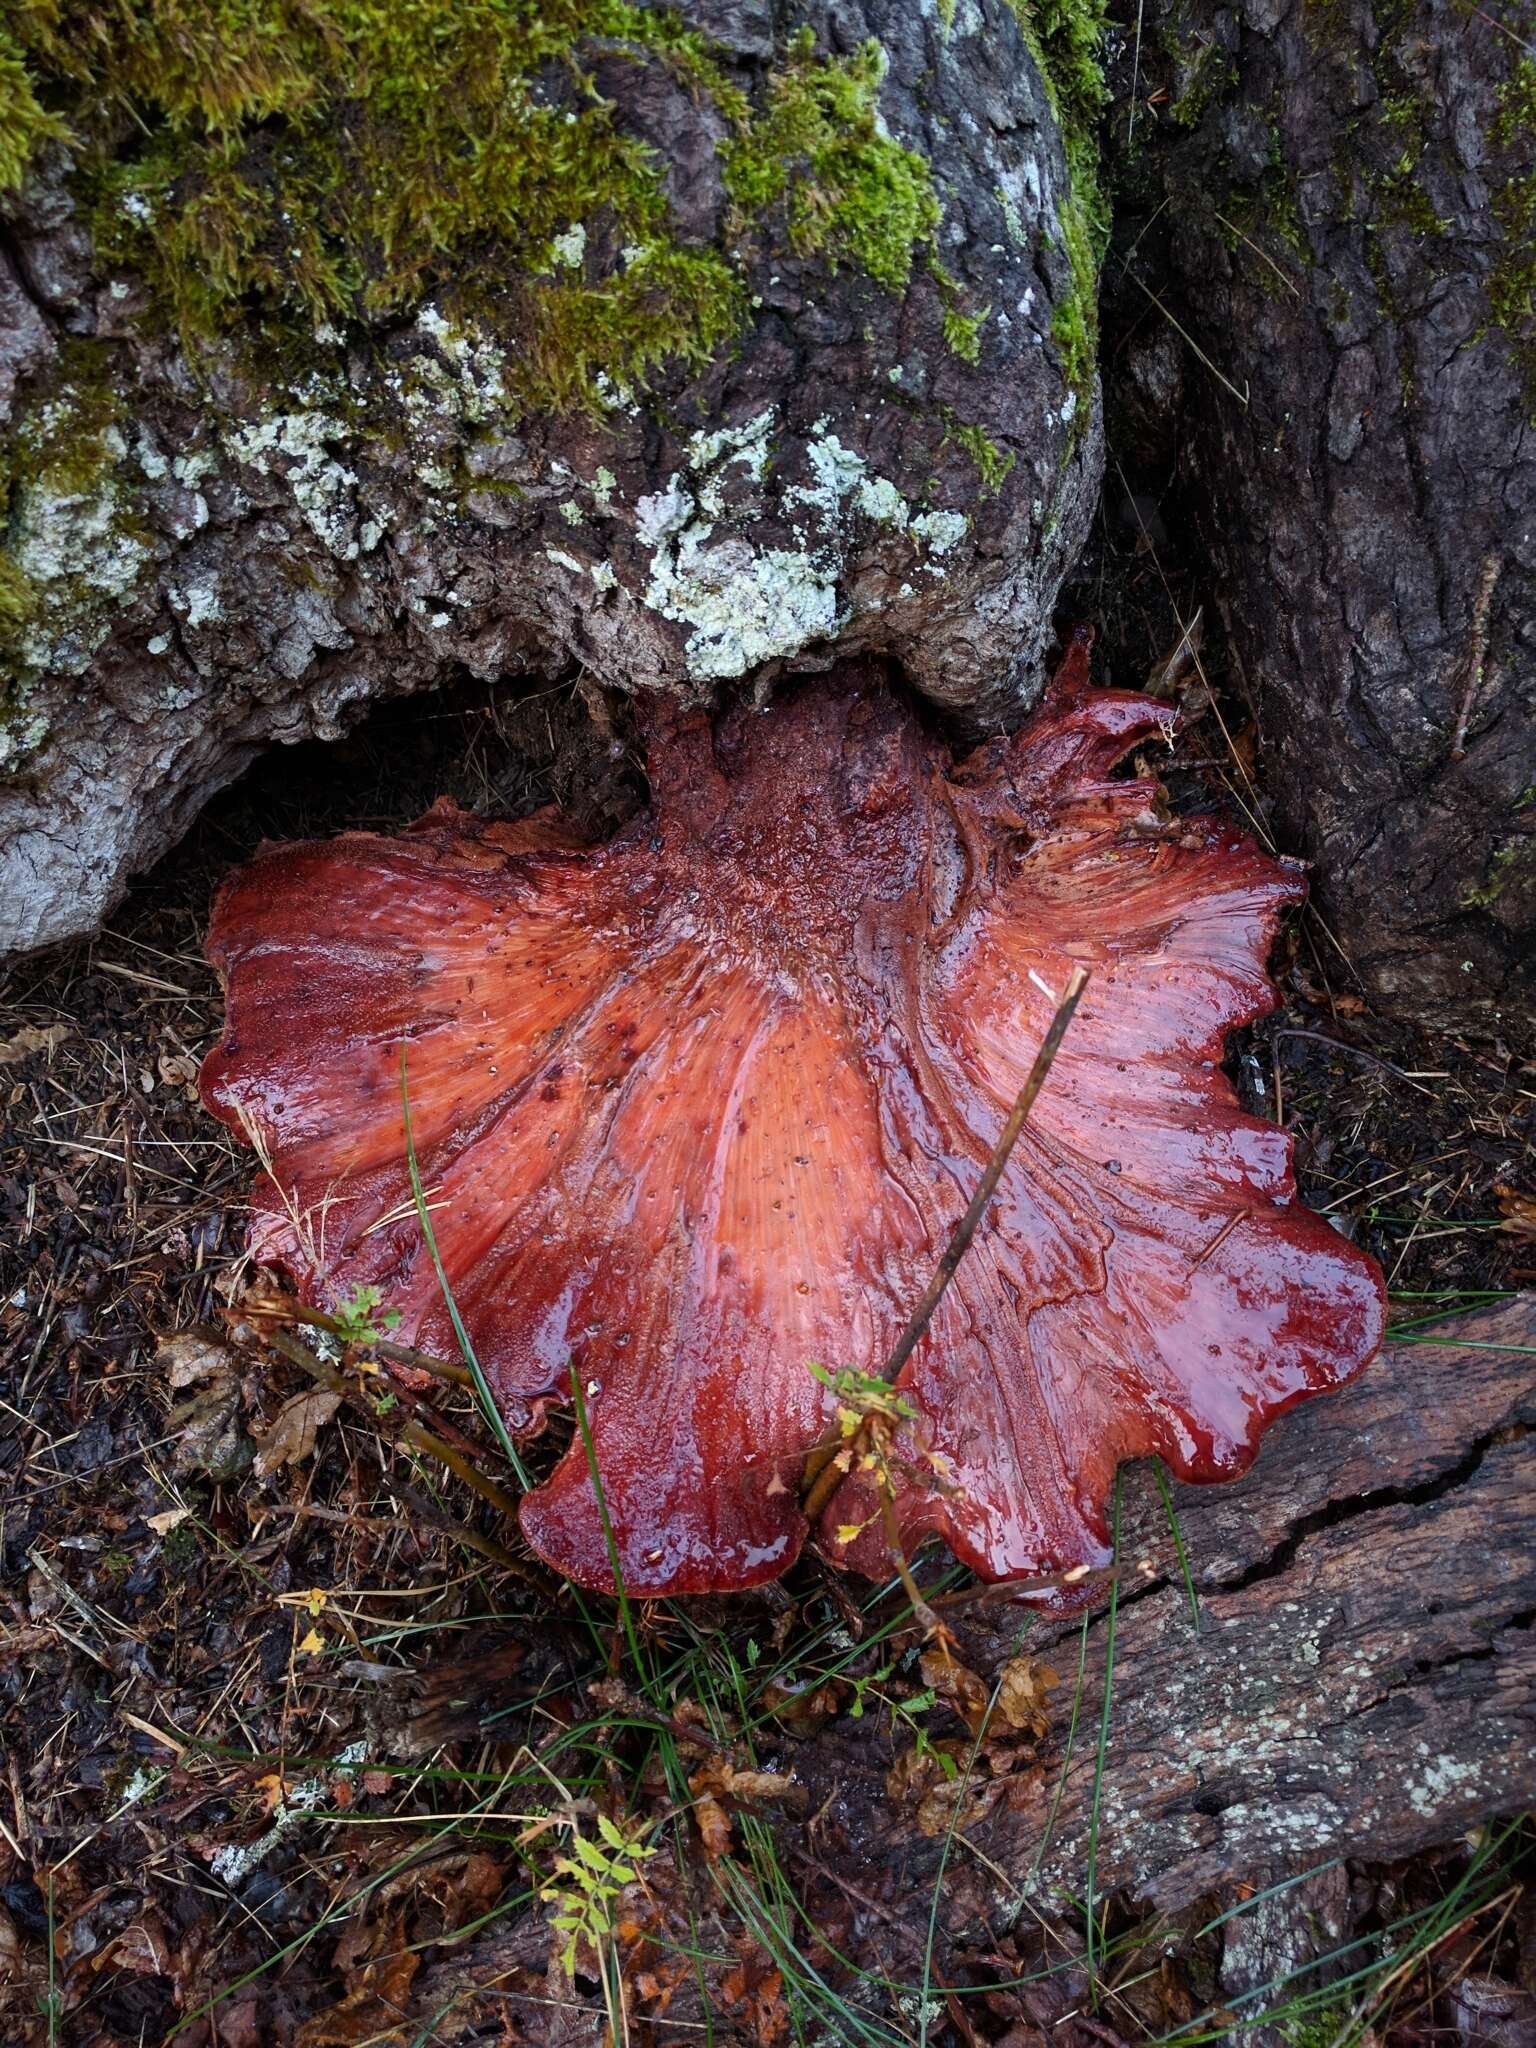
left=201, top=630, right=1386, bottom=1599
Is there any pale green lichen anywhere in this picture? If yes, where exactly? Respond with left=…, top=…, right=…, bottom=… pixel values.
left=994, top=180, right=1030, bottom=248
left=855, top=474, right=909, bottom=524
left=0, top=355, right=152, bottom=734
left=547, top=223, right=588, bottom=271
left=645, top=529, right=843, bottom=678
left=630, top=413, right=970, bottom=677
left=686, top=410, right=776, bottom=515
left=227, top=389, right=380, bottom=560
left=910, top=508, right=968, bottom=553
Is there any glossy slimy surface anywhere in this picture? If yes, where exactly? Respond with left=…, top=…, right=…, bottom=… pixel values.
left=201, top=633, right=1386, bottom=1596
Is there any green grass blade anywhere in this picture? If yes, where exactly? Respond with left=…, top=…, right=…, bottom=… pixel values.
left=398, top=1042, right=532, bottom=1488
left=568, top=1364, right=657, bottom=1701
left=1153, top=1459, right=1200, bottom=1628
left=1084, top=1472, right=1121, bottom=1995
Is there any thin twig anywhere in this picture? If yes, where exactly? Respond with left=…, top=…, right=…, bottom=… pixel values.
left=1271, top=1026, right=1430, bottom=1091
left=1472, top=5, right=1536, bottom=59
left=1128, top=275, right=1250, bottom=407
left=929, top=1562, right=1117, bottom=1613
left=259, top=1325, right=552, bottom=1587
left=1126, top=0, right=1145, bottom=156
left=802, top=967, right=1091, bottom=1522
left=291, top=1303, right=475, bottom=1387
left=1212, top=209, right=1302, bottom=296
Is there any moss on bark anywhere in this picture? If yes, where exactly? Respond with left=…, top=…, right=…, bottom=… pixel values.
left=1006, top=0, right=1110, bottom=424
left=1, top=0, right=1018, bottom=727
left=2, top=1, right=955, bottom=410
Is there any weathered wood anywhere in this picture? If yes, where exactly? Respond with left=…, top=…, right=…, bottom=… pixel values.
left=983, top=1298, right=1536, bottom=1909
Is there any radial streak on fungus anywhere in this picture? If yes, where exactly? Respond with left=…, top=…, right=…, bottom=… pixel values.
left=200, top=634, right=1385, bottom=1598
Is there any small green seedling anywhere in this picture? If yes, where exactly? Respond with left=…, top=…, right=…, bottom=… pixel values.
left=331, top=1283, right=401, bottom=1346
left=541, top=1813, right=656, bottom=1976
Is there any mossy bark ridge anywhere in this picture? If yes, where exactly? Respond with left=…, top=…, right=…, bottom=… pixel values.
left=0, top=0, right=1104, bottom=950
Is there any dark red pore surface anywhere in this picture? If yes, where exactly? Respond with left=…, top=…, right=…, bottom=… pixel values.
left=201, top=634, right=1385, bottom=1598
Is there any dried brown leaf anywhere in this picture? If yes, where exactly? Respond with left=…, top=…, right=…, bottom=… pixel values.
left=759, top=1677, right=845, bottom=1735
left=724, top=1953, right=791, bottom=2045
left=0, top=1022, right=69, bottom=1065
left=886, top=1738, right=996, bottom=1835
left=1495, top=1184, right=1536, bottom=1241
left=690, top=1759, right=800, bottom=1856
left=253, top=1388, right=342, bottom=1476
left=295, top=1947, right=419, bottom=2045
left=156, top=1331, right=235, bottom=1391
left=156, top=1048, right=202, bottom=1093
left=994, top=1655, right=1058, bottom=1738
left=920, top=1649, right=992, bottom=1737
left=102, top=1914, right=172, bottom=1977
left=916, top=1769, right=999, bottom=1838
left=167, top=1375, right=252, bottom=1482
left=693, top=1790, right=734, bottom=1860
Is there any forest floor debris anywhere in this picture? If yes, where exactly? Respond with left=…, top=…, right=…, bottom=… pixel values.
left=2, top=670, right=1532, bottom=2045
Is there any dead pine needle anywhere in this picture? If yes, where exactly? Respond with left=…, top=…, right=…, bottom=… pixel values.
left=1448, top=552, right=1502, bottom=762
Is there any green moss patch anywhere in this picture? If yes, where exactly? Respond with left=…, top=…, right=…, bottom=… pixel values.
left=940, top=410, right=1016, bottom=494
left=0, top=24, right=66, bottom=189
left=8, top=0, right=755, bottom=407
left=1460, top=836, right=1532, bottom=911
left=1007, top=0, right=1110, bottom=427
left=721, top=28, right=940, bottom=292
left=1487, top=58, right=1536, bottom=411
left=1, top=3, right=960, bottom=417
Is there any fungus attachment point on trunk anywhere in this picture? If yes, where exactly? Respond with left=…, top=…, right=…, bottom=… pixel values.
left=201, top=631, right=1386, bottom=1599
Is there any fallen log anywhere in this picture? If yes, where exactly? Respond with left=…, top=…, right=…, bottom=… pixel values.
left=981, top=1295, right=1536, bottom=1910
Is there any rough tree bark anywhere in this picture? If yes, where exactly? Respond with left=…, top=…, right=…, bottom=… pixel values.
left=1107, top=0, right=1535, bottom=1037
left=0, top=0, right=1102, bottom=950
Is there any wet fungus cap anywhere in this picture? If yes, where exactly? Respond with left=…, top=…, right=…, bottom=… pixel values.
left=200, top=630, right=1386, bottom=1599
